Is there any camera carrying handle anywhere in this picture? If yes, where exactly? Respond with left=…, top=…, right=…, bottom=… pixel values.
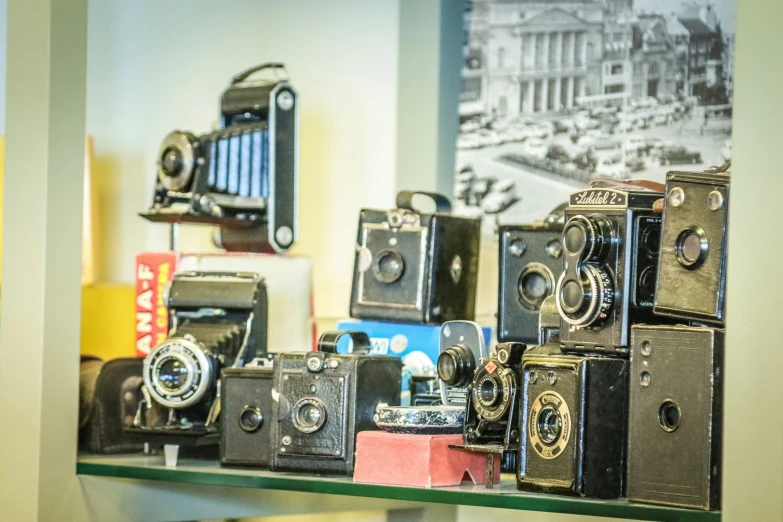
left=396, top=191, right=452, bottom=214
left=231, top=63, right=289, bottom=85
left=317, top=330, right=371, bottom=355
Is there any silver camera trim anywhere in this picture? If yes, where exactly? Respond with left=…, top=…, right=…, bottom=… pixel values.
left=143, top=337, right=213, bottom=409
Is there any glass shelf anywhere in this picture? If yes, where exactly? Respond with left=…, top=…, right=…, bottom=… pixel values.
left=77, top=454, right=720, bottom=522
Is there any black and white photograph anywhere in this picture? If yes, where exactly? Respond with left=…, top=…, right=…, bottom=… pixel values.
left=455, top=0, right=735, bottom=224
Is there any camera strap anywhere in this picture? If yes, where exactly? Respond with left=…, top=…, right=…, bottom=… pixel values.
left=317, top=330, right=372, bottom=355
left=396, top=191, right=452, bottom=214
left=588, top=178, right=665, bottom=192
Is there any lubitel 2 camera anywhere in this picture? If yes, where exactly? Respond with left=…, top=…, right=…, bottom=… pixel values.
left=555, top=185, right=663, bottom=354
left=270, top=331, right=402, bottom=475
left=141, top=63, right=298, bottom=253
left=131, top=271, right=267, bottom=442
left=655, top=168, right=730, bottom=325
left=349, top=191, right=481, bottom=325
left=518, top=345, right=628, bottom=498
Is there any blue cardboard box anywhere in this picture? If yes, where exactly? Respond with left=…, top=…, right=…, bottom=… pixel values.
left=336, top=320, right=493, bottom=405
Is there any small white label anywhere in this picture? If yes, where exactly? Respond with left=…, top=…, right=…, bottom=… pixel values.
left=390, top=334, right=408, bottom=354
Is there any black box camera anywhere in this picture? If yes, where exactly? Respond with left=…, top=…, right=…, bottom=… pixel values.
left=498, top=223, right=564, bottom=344
left=518, top=345, right=628, bottom=498
left=141, top=63, right=298, bottom=253
left=270, top=331, right=402, bottom=475
left=220, top=360, right=275, bottom=468
left=555, top=187, right=663, bottom=354
left=349, top=191, right=481, bottom=325
left=627, top=324, right=724, bottom=510
left=654, top=170, right=730, bottom=325
left=131, top=272, right=267, bottom=444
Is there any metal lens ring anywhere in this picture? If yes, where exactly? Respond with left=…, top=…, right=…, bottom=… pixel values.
left=675, top=226, right=708, bottom=269
left=292, top=397, right=327, bottom=434
left=437, top=344, right=476, bottom=388
left=555, top=265, right=614, bottom=327
left=562, top=214, right=610, bottom=261
left=239, top=405, right=263, bottom=433
left=157, top=131, right=199, bottom=191
left=472, top=365, right=517, bottom=422
left=143, top=337, right=212, bottom=409
left=528, top=390, right=571, bottom=460
left=371, top=249, right=405, bottom=284
left=518, top=262, right=555, bottom=310
left=659, top=400, right=682, bottom=433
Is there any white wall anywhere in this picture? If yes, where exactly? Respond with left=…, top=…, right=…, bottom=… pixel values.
left=85, top=0, right=400, bottom=319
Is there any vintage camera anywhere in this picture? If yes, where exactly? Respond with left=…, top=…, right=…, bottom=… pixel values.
left=518, top=345, right=628, bottom=498
left=462, top=343, right=526, bottom=449
left=349, top=191, right=481, bottom=324
left=220, top=357, right=276, bottom=467
left=555, top=187, right=662, bottom=354
left=627, top=324, right=724, bottom=510
left=141, top=63, right=298, bottom=253
left=498, top=222, right=564, bottom=344
left=270, top=331, right=402, bottom=475
left=409, top=374, right=441, bottom=406
left=437, top=321, right=488, bottom=407
left=133, top=272, right=267, bottom=441
left=655, top=170, right=730, bottom=325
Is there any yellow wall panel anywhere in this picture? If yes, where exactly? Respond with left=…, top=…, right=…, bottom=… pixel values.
left=80, top=284, right=136, bottom=359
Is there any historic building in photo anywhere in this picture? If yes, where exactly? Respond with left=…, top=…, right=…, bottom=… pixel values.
left=631, top=15, right=678, bottom=100
left=462, top=0, right=604, bottom=118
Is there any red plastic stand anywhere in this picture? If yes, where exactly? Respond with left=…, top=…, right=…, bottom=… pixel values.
left=353, top=431, right=500, bottom=487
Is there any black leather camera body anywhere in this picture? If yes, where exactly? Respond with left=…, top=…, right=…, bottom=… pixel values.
left=220, top=363, right=275, bottom=467
left=555, top=187, right=663, bottom=354
left=131, top=272, right=267, bottom=443
left=655, top=170, right=730, bottom=325
left=627, top=324, right=724, bottom=510
left=463, top=343, right=526, bottom=450
left=141, top=63, right=298, bottom=253
left=518, top=345, right=628, bottom=499
left=349, top=191, right=481, bottom=325
left=270, top=331, right=402, bottom=475
left=498, top=223, right=564, bottom=344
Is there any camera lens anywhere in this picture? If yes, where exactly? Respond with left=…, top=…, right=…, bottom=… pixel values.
left=563, top=215, right=611, bottom=260
left=659, top=400, right=681, bottom=432
left=537, top=406, right=563, bottom=445
left=641, top=224, right=661, bottom=256
left=372, top=250, right=405, bottom=284
left=160, top=147, right=184, bottom=177
left=518, top=264, right=554, bottom=310
left=292, top=398, right=327, bottom=434
left=477, top=376, right=501, bottom=407
left=556, top=265, right=614, bottom=327
left=437, top=344, right=476, bottom=387
left=675, top=227, right=708, bottom=268
left=560, top=279, right=585, bottom=312
left=239, top=406, right=263, bottom=433
left=638, top=266, right=657, bottom=299
left=157, top=358, right=188, bottom=393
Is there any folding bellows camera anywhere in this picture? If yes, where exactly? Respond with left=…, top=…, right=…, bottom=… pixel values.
left=141, top=63, right=298, bottom=253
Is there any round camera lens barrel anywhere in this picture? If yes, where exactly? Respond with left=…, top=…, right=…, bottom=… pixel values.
left=437, top=345, right=475, bottom=387
left=675, top=227, right=708, bottom=269
left=372, top=250, right=405, bottom=284
left=239, top=406, right=263, bottom=433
